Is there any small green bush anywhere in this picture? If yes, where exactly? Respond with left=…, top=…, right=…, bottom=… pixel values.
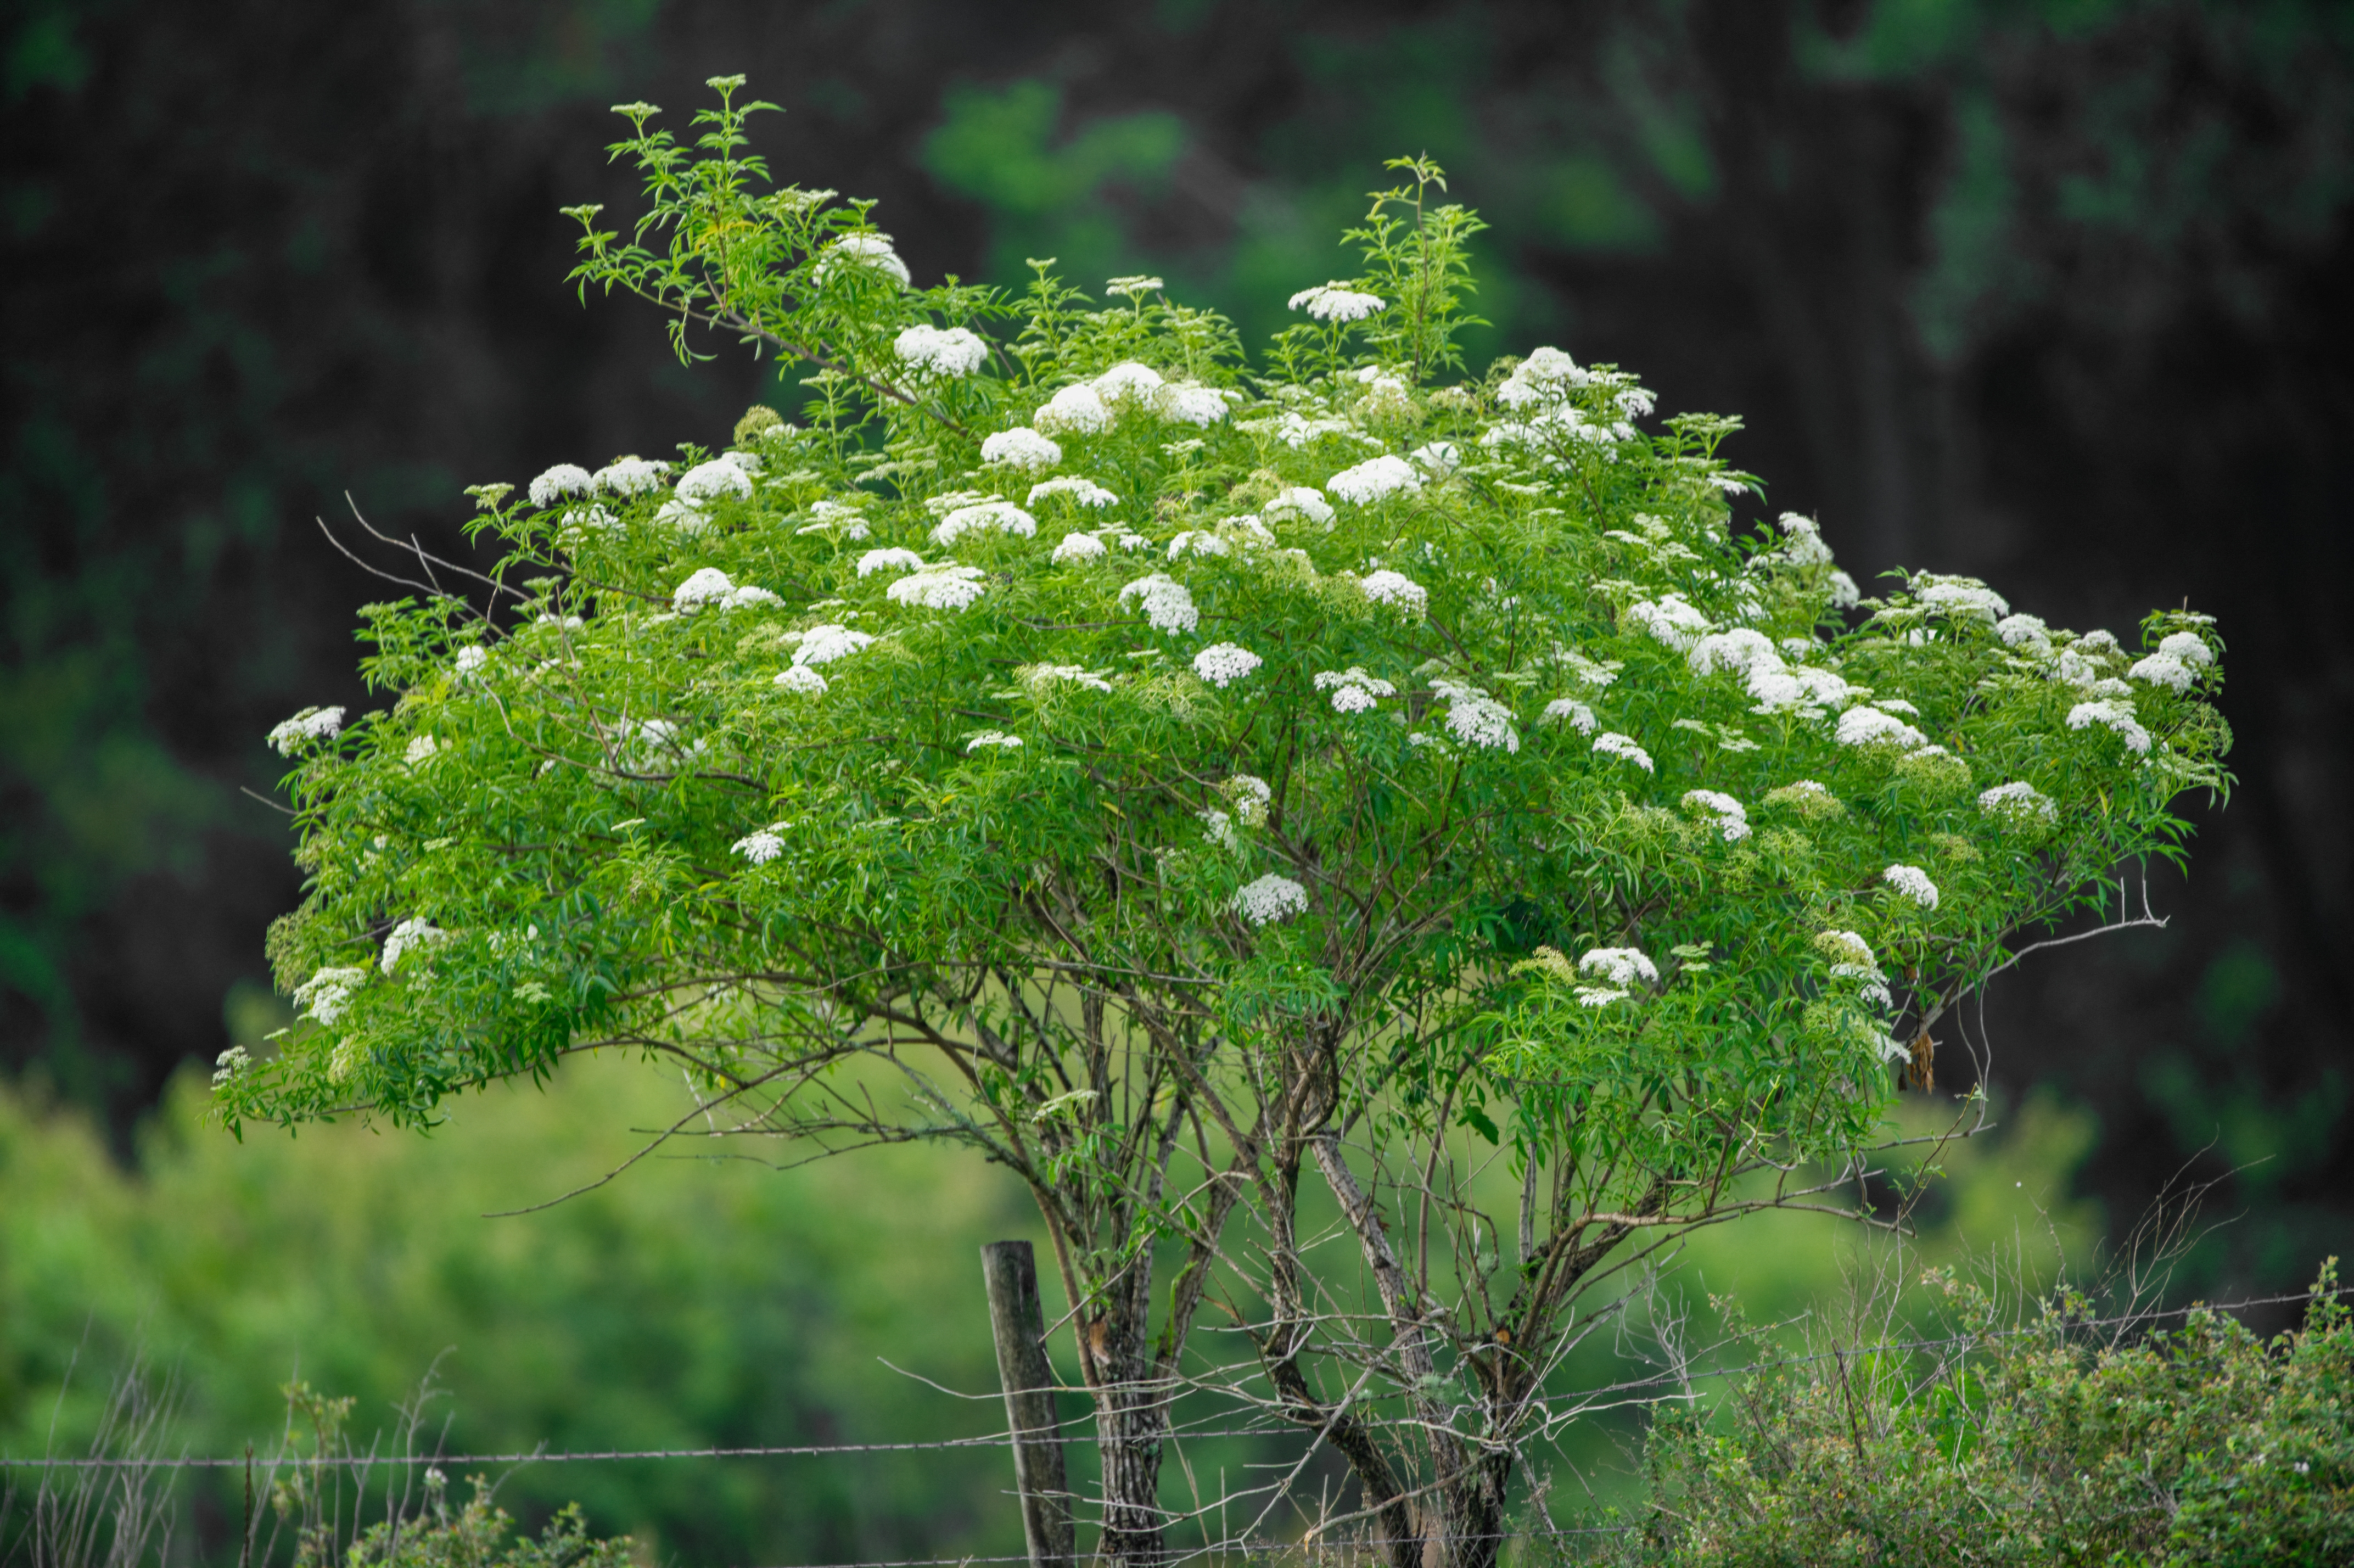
left=1580, top=1262, right=2351, bottom=1566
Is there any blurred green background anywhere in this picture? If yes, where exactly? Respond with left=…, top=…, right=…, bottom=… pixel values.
left=4, top=0, right=2352, bottom=1559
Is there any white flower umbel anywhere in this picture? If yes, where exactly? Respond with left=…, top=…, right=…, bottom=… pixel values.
left=1287, top=283, right=1385, bottom=322
left=267, top=705, right=345, bottom=755
left=1359, top=569, right=1428, bottom=615
left=931, top=501, right=1038, bottom=546
left=856, top=547, right=926, bottom=578
left=1682, top=789, right=1752, bottom=843
left=1835, top=705, right=1930, bottom=749
left=1411, top=440, right=1461, bottom=475
left=1221, top=774, right=1273, bottom=826
left=1327, top=454, right=1423, bottom=504
left=979, top=427, right=1062, bottom=472
left=1997, top=613, right=2052, bottom=654
left=1051, top=531, right=1108, bottom=563
left=1314, top=667, right=1395, bottom=713
left=403, top=734, right=440, bottom=766
left=382, top=916, right=448, bottom=976
left=1830, top=571, right=1862, bottom=609
left=1625, top=595, right=1710, bottom=652
left=1035, top=382, right=1112, bottom=434
left=1579, top=947, right=1659, bottom=987
left=674, top=568, right=739, bottom=610
left=1118, top=573, right=1199, bottom=634
left=1770, top=512, right=1835, bottom=565
left=1688, top=628, right=1783, bottom=679
left=1748, top=664, right=1853, bottom=714
left=676, top=458, right=754, bottom=505
left=1193, top=643, right=1263, bottom=687
left=455, top=645, right=487, bottom=676
left=2066, top=699, right=2151, bottom=754
left=1431, top=679, right=1519, bottom=752
left=528, top=464, right=591, bottom=507
left=1263, top=486, right=1335, bottom=527
left=965, top=730, right=1023, bottom=752
left=893, top=323, right=988, bottom=376
left=732, top=827, right=787, bottom=864
left=1199, top=808, right=1239, bottom=850
left=887, top=565, right=989, bottom=612
left=1021, top=664, right=1113, bottom=693
left=1912, top=574, right=2009, bottom=623
left=1979, top=780, right=2058, bottom=827
left=1167, top=530, right=1229, bottom=561
left=792, top=624, right=875, bottom=665
left=2128, top=651, right=2195, bottom=693
left=293, top=965, right=368, bottom=1026
left=1154, top=383, right=1229, bottom=427
left=802, top=499, right=870, bottom=540
left=2157, top=630, right=2214, bottom=668
left=1882, top=864, right=1941, bottom=909
left=594, top=456, right=668, bottom=495
left=1593, top=731, right=1654, bottom=772
left=774, top=665, right=828, bottom=695
left=1234, top=873, right=1310, bottom=925
left=1496, top=346, right=1588, bottom=406
left=815, top=233, right=910, bottom=285
left=1028, top=475, right=1117, bottom=508
left=1095, top=362, right=1165, bottom=402
left=1542, top=697, right=1598, bottom=733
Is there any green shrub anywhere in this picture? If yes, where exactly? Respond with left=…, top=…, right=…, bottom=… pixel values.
left=1581, top=1262, right=2352, bottom=1566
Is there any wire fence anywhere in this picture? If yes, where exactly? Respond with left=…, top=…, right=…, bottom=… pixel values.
left=4, top=1281, right=2330, bottom=1473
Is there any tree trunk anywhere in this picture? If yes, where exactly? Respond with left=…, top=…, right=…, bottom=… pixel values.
left=1088, top=1355, right=1169, bottom=1565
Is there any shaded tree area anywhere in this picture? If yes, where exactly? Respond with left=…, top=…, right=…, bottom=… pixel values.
left=3, top=0, right=2348, bottom=1300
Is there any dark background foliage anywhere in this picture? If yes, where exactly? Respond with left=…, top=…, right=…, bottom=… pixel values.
left=4, top=0, right=2349, bottom=1302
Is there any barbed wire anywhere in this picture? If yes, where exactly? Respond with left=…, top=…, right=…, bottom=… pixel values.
left=2, top=1283, right=2334, bottom=1472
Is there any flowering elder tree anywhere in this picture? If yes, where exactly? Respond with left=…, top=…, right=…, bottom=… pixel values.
left=218, top=79, right=2231, bottom=1566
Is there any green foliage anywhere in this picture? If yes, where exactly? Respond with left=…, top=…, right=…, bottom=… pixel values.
left=1579, top=1262, right=2354, bottom=1567
left=0, top=1059, right=1033, bottom=1566
left=218, top=77, right=2229, bottom=1560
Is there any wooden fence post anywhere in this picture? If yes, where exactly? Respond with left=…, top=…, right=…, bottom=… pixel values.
left=980, top=1240, right=1074, bottom=1568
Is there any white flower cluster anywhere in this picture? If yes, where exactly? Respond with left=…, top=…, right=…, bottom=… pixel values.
left=1221, top=774, right=1273, bottom=826
left=857, top=547, right=926, bottom=577
left=1817, top=929, right=1899, bottom=1026
left=455, top=645, right=487, bottom=676
left=1684, top=624, right=1859, bottom=716
left=980, top=428, right=1062, bottom=471
left=733, top=826, right=787, bottom=864
left=1327, top=454, right=1422, bottom=505
left=931, top=501, right=1038, bottom=546
left=211, top=1045, right=251, bottom=1089
left=1542, top=697, right=1598, bottom=733
left=1624, top=595, right=1710, bottom=652
left=1022, top=663, right=1113, bottom=693
left=529, top=464, right=592, bottom=507
left=1910, top=573, right=2009, bottom=623
left=676, top=456, right=755, bottom=506
left=802, top=499, right=870, bottom=540
left=893, top=323, right=988, bottom=376
left=1835, top=705, right=1931, bottom=749
left=1430, top=678, right=1519, bottom=752
left=1263, top=486, right=1334, bottom=527
left=1496, top=346, right=1588, bottom=406
left=2127, top=632, right=2212, bottom=694
left=1118, top=573, right=1198, bottom=634
left=1411, top=440, right=1460, bottom=475
left=792, top=623, right=875, bottom=665
left=595, top=456, right=668, bottom=496
left=965, top=730, right=1022, bottom=752
left=887, top=563, right=989, bottom=612
left=1033, top=362, right=1229, bottom=434
left=1359, top=569, right=1428, bottom=614
left=673, top=568, right=781, bottom=612
left=1997, top=613, right=2052, bottom=654
left=1051, top=532, right=1107, bottom=563
left=1193, top=643, right=1263, bottom=687
left=1314, top=667, right=1395, bottom=713
left=293, top=965, right=368, bottom=1027
left=268, top=705, right=345, bottom=755
left=403, top=734, right=440, bottom=766
left=2066, top=698, right=2151, bottom=754
left=774, top=665, right=827, bottom=695
left=815, top=233, right=910, bottom=285
left=1234, top=873, right=1309, bottom=925
left=1977, top=780, right=2057, bottom=827
left=383, top=916, right=447, bottom=976
left=1573, top=944, right=1657, bottom=1007
left=1287, top=282, right=1385, bottom=322
left=1682, top=789, right=1751, bottom=843
left=1028, top=475, right=1118, bottom=508
left=1592, top=731, right=1654, bottom=772
left=1881, top=864, right=1940, bottom=909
